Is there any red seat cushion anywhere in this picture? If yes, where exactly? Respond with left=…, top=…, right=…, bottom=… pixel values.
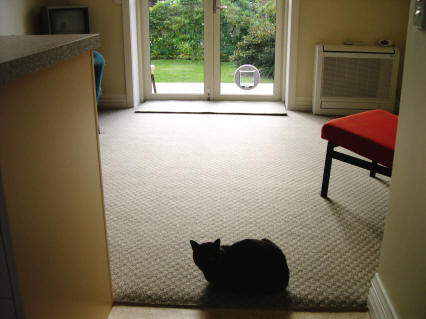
left=321, top=110, right=398, bottom=168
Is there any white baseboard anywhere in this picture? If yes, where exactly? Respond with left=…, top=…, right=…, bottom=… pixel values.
left=368, top=273, right=398, bottom=319
left=287, top=97, right=312, bottom=111
left=98, top=94, right=129, bottom=108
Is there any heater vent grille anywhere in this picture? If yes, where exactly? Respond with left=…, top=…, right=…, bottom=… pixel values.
left=313, top=44, right=399, bottom=115
left=322, top=57, right=393, bottom=99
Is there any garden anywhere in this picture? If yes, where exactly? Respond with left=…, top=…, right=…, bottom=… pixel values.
left=149, top=0, right=276, bottom=83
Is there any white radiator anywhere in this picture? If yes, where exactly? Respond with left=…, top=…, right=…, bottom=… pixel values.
left=313, top=44, right=399, bottom=115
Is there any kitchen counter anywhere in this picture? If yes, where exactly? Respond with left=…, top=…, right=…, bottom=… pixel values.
left=0, top=34, right=100, bottom=85
left=0, top=33, right=111, bottom=319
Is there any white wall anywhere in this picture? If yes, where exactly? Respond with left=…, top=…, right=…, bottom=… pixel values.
left=376, top=0, right=426, bottom=318
left=293, top=0, right=410, bottom=109
left=0, top=0, right=42, bottom=35
left=0, top=0, right=127, bottom=107
left=0, top=0, right=69, bottom=35
left=67, top=0, right=127, bottom=105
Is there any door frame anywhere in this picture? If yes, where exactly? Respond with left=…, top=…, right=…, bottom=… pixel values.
left=122, top=0, right=298, bottom=106
left=139, top=0, right=209, bottom=101
left=211, top=0, right=284, bottom=101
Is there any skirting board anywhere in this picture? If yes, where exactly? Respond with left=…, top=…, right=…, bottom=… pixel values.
left=288, top=97, right=312, bottom=111
left=98, top=94, right=128, bottom=108
left=368, top=273, right=399, bottom=319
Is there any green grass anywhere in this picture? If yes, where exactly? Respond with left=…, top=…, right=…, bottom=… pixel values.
left=151, top=59, right=204, bottom=82
left=151, top=59, right=273, bottom=83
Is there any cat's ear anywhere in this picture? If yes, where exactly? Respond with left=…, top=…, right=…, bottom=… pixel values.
left=190, top=240, right=199, bottom=250
left=214, top=239, right=220, bottom=247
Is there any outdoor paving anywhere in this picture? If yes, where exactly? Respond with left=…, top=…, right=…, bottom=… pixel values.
left=153, top=82, right=274, bottom=95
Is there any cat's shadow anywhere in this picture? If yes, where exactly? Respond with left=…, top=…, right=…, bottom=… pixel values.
left=199, top=308, right=293, bottom=319
left=198, top=283, right=292, bottom=316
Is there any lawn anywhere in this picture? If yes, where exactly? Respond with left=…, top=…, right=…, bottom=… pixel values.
left=151, top=59, right=273, bottom=83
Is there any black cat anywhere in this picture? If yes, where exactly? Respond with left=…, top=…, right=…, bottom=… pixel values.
left=190, top=238, right=289, bottom=294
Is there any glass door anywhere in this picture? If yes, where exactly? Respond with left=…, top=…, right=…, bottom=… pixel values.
left=142, top=0, right=208, bottom=99
left=212, top=0, right=283, bottom=100
left=141, top=0, right=283, bottom=101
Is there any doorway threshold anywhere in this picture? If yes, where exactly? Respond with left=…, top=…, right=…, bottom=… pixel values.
left=135, top=100, right=287, bottom=116
left=108, top=305, right=369, bottom=319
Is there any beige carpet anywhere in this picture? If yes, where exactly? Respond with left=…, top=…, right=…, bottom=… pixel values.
left=99, top=107, right=389, bottom=310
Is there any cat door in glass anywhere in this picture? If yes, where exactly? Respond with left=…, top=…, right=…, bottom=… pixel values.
left=234, top=64, right=260, bottom=90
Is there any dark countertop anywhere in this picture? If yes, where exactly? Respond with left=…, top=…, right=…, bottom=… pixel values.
left=0, top=34, right=100, bottom=85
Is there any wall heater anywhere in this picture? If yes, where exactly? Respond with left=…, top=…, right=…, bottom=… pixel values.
left=313, top=44, right=399, bottom=115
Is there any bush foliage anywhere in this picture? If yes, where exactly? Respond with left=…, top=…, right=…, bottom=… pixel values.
left=149, top=0, right=276, bottom=78
left=230, top=0, right=276, bottom=78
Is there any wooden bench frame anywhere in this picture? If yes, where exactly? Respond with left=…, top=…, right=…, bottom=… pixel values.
left=321, top=141, right=392, bottom=198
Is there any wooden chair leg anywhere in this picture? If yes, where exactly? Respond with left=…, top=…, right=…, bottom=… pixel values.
left=370, top=161, right=377, bottom=177
left=321, top=142, right=335, bottom=198
left=151, top=74, right=157, bottom=94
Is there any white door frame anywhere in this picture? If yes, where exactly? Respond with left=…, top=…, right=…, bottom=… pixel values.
left=122, top=0, right=140, bottom=107
left=211, top=0, right=284, bottom=101
left=284, top=0, right=299, bottom=110
left=122, top=0, right=299, bottom=106
left=139, top=0, right=209, bottom=101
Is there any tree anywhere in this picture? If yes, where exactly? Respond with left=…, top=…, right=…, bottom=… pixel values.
left=149, top=0, right=204, bottom=60
left=149, top=0, right=277, bottom=79
left=220, top=0, right=253, bottom=61
left=229, top=0, right=276, bottom=78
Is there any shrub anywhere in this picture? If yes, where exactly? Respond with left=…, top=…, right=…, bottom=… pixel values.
left=149, top=0, right=277, bottom=79
left=230, top=21, right=276, bottom=79
left=220, top=0, right=253, bottom=61
left=149, top=0, right=204, bottom=60
left=229, top=0, right=276, bottom=79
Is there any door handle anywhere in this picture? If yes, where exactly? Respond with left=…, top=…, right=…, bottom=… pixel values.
left=213, top=0, right=227, bottom=13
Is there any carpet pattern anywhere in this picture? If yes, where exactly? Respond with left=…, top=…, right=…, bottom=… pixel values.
left=98, top=108, right=389, bottom=310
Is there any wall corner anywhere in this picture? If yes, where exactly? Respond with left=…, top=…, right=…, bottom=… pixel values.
left=368, top=273, right=399, bottom=319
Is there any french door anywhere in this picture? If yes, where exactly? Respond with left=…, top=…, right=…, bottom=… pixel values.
left=141, top=0, right=283, bottom=101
